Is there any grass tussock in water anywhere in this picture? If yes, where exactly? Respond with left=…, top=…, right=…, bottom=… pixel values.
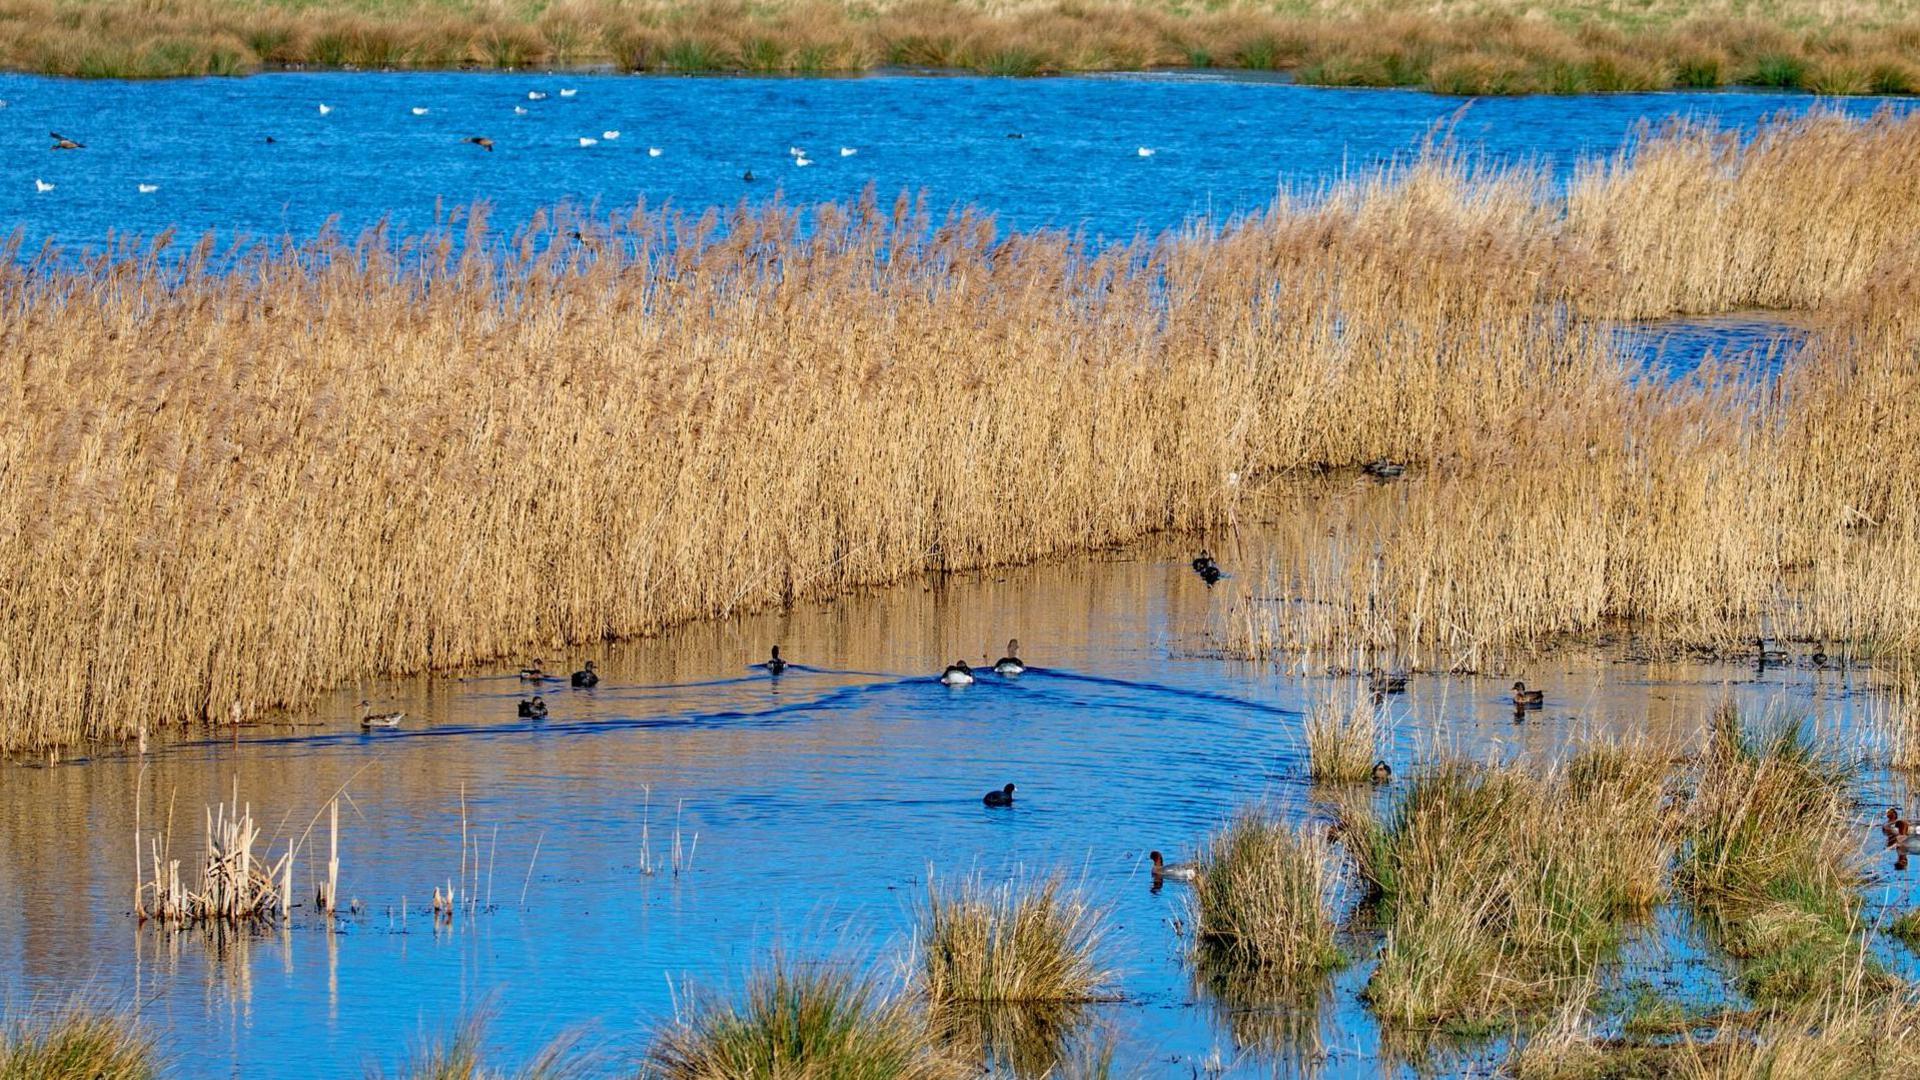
left=0, top=1004, right=154, bottom=1080
left=10, top=109, right=1920, bottom=752
left=1674, top=706, right=1883, bottom=1006
left=1348, top=739, right=1675, bottom=1032
left=919, top=873, right=1112, bottom=1007
left=1303, top=685, right=1385, bottom=784
left=649, top=960, right=963, bottom=1080
left=1190, top=811, right=1342, bottom=979
left=1, top=0, right=1919, bottom=91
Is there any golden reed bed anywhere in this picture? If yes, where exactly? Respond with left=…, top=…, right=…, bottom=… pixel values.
left=4, top=109, right=1920, bottom=753
left=4, top=0, right=1920, bottom=91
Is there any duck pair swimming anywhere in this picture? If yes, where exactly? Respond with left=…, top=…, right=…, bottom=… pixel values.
left=1192, top=551, right=1224, bottom=586
left=943, top=640, right=1026, bottom=685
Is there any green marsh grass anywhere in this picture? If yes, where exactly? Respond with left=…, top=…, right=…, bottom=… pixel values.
left=0, top=1004, right=154, bottom=1080
left=1675, top=706, right=1882, bottom=1007
left=1303, top=686, right=1385, bottom=784
left=649, top=960, right=963, bottom=1080
left=918, top=873, right=1112, bottom=1007
left=1356, top=740, right=1674, bottom=1031
left=1190, top=812, right=1341, bottom=979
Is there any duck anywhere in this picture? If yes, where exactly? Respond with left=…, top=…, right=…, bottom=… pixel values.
left=742, top=170, right=756, bottom=182
left=766, top=646, right=787, bottom=675
left=1883, top=807, right=1909, bottom=844
left=519, top=659, right=547, bottom=681
left=517, top=696, right=548, bottom=719
left=571, top=661, right=599, bottom=688
left=49, top=132, right=83, bottom=150
left=1362, top=460, right=1406, bottom=479
left=463, top=136, right=494, bottom=151
left=993, top=639, right=1025, bottom=676
left=1367, top=670, right=1408, bottom=695
left=358, top=700, right=404, bottom=729
left=1372, top=760, right=1393, bottom=784
left=1191, top=551, right=1224, bottom=586
left=983, top=783, right=1015, bottom=807
left=1149, top=850, right=1197, bottom=882
left=1756, top=637, right=1790, bottom=664
left=1892, top=820, right=1920, bottom=854
left=941, top=660, right=975, bottom=686
left=1511, top=681, right=1545, bottom=707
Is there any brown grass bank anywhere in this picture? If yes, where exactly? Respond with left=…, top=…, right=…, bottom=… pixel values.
left=5, top=108, right=1920, bottom=752
left=4, top=0, right=1920, bottom=90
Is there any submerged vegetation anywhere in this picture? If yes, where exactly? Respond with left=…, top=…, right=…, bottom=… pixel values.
left=8, top=107, right=1920, bottom=751
left=3, top=0, right=1920, bottom=91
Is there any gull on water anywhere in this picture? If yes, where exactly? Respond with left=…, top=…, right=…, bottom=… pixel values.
left=34, top=178, right=54, bottom=193
left=1137, top=146, right=1155, bottom=157
left=514, top=106, right=529, bottom=115
left=794, top=155, right=813, bottom=166
left=528, top=91, right=548, bottom=100
left=602, top=130, right=620, bottom=140
left=137, top=183, right=159, bottom=193
left=318, top=103, right=332, bottom=115
left=411, top=107, right=430, bottom=116
left=648, top=147, right=663, bottom=157
left=578, top=136, right=599, bottom=147
left=559, top=88, right=578, bottom=97
left=840, top=147, right=857, bottom=156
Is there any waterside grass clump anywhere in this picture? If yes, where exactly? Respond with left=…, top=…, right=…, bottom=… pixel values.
left=649, top=960, right=964, bottom=1080
left=0, top=1005, right=154, bottom=1080
left=3, top=0, right=1920, bottom=92
left=918, top=873, right=1112, bottom=1008
left=1674, top=708, right=1879, bottom=1006
left=1303, top=686, right=1385, bottom=784
left=1190, top=812, right=1342, bottom=981
left=10, top=108, right=1920, bottom=753
left=1347, top=740, right=1676, bottom=1032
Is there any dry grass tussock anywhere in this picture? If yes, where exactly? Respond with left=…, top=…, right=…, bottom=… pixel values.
left=1303, top=684, right=1386, bottom=784
left=649, top=960, right=965, bottom=1080
left=918, top=872, right=1111, bottom=1007
left=1342, top=738, right=1677, bottom=1030
left=2, top=0, right=1920, bottom=88
left=0, top=1003, right=155, bottom=1080
left=1190, top=811, right=1342, bottom=980
left=7, top=109, right=1920, bottom=752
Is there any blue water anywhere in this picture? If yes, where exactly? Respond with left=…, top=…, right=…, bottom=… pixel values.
left=0, top=530, right=1909, bottom=1078
left=0, top=74, right=1906, bottom=1076
left=0, top=71, right=1913, bottom=249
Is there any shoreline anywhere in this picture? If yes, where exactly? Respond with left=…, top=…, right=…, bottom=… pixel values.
left=1, top=3, right=1918, bottom=95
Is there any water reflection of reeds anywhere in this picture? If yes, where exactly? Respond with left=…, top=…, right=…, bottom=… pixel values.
left=1191, top=960, right=1335, bottom=1077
